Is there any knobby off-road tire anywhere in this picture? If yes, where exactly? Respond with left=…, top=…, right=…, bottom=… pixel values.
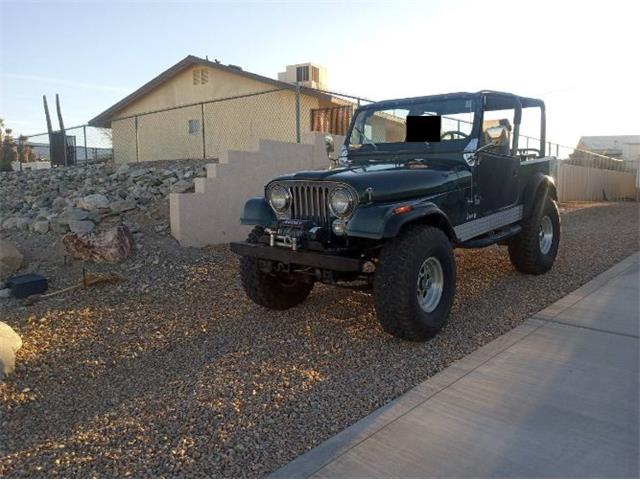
left=374, top=225, right=456, bottom=341
left=508, top=194, right=560, bottom=274
left=239, top=226, right=313, bottom=310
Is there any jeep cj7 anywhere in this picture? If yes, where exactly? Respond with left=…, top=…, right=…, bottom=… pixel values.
left=231, top=91, right=560, bottom=341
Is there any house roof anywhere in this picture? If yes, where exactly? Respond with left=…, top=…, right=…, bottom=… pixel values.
left=577, top=135, right=640, bottom=154
left=88, top=55, right=335, bottom=127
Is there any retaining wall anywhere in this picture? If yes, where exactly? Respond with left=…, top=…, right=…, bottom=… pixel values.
left=170, top=132, right=344, bottom=246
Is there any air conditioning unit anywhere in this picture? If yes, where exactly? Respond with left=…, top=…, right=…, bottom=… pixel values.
left=277, top=63, right=327, bottom=90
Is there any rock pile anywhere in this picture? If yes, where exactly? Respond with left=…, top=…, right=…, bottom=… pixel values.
left=0, top=161, right=206, bottom=236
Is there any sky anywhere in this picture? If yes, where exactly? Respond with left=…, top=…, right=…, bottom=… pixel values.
left=1, top=0, right=638, bottom=149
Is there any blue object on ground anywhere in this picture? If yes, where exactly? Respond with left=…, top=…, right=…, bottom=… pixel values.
left=6, top=273, right=48, bottom=299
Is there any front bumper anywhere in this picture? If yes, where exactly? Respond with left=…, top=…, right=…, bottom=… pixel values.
left=229, top=241, right=364, bottom=272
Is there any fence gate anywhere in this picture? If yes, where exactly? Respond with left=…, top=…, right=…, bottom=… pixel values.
left=311, top=105, right=353, bottom=136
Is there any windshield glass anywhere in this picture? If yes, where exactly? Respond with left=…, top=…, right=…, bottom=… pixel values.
left=348, top=97, right=477, bottom=153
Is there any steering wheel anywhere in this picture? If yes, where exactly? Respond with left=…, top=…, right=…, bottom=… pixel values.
left=441, top=130, right=469, bottom=140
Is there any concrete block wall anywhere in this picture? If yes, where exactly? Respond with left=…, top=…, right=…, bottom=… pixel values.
left=170, top=132, right=345, bottom=246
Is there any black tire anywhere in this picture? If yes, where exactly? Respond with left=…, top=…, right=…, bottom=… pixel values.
left=508, top=194, right=560, bottom=274
left=239, top=227, right=314, bottom=310
left=374, top=225, right=456, bottom=341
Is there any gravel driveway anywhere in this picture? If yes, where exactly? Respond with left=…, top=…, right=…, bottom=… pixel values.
left=1, top=202, right=638, bottom=478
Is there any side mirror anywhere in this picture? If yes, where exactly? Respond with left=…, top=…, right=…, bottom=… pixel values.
left=324, top=135, right=339, bottom=170
left=324, top=135, right=335, bottom=155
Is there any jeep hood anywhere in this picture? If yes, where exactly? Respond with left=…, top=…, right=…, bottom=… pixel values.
left=272, top=161, right=471, bottom=203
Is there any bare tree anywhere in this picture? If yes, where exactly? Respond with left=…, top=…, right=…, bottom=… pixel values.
left=0, top=118, right=18, bottom=172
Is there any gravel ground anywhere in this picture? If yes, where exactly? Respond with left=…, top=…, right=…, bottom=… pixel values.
left=0, top=202, right=638, bottom=478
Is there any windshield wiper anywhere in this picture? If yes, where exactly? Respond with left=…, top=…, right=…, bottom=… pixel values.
left=352, top=125, right=378, bottom=150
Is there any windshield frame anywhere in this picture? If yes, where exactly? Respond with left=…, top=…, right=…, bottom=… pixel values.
left=345, top=93, right=483, bottom=157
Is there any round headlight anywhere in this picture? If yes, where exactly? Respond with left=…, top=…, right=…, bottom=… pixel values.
left=329, top=187, right=355, bottom=217
left=268, top=184, right=291, bottom=212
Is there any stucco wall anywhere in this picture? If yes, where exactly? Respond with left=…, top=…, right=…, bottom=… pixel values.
left=109, top=65, right=333, bottom=163
left=170, top=132, right=345, bottom=246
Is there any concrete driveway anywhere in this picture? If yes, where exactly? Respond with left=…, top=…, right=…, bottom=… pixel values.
left=273, top=253, right=639, bottom=479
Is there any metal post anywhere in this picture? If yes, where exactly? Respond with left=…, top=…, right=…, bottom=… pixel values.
left=83, top=124, right=88, bottom=163
left=17, top=137, right=23, bottom=171
left=134, top=116, right=139, bottom=162
left=295, top=82, right=301, bottom=143
left=201, top=103, right=206, bottom=159
left=55, top=94, right=68, bottom=167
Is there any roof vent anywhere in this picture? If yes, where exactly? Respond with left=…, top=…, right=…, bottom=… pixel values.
left=228, top=64, right=242, bottom=71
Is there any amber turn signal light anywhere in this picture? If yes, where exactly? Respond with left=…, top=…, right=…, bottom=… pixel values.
left=393, top=205, right=412, bottom=215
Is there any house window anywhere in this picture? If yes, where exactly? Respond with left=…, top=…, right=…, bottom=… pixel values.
left=311, top=66, right=319, bottom=83
left=193, top=68, right=209, bottom=85
left=188, top=119, right=200, bottom=135
left=296, top=66, right=309, bottom=82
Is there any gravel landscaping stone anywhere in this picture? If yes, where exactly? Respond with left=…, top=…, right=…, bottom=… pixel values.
left=109, top=199, right=137, bottom=214
left=0, top=202, right=637, bottom=478
left=0, top=240, right=23, bottom=281
left=2, top=217, right=18, bottom=230
left=68, top=220, right=95, bottom=234
left=170, top=179, right=194, bottom=193
left=31, top=220, right=49, bottom=235
left=77, top=194, right=109, bottom=211
left=16, top=218, right=33, bottom=232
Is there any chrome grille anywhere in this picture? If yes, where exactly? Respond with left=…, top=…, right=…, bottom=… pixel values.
left=289, top=183, right=331, bottom=225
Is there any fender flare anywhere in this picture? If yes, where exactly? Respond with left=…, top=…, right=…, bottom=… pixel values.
left=347, top=201, right=457, bottom=241
left=522, top=173, right=557, bottom=217
left=240, top=197, right=277, bottom=228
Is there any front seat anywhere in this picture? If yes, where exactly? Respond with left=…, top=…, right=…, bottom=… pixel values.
left=482, top=119, right=512, bottom=156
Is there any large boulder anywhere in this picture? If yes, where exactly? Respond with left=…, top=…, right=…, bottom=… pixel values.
left=0, top=321, right=23, bottom=379
left=0, top=240, right=23, bottom=281
left=63, top=225, right=133, bottom=263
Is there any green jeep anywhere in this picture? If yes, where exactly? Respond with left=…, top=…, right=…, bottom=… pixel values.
left=230, top=90, right=560, bottom=341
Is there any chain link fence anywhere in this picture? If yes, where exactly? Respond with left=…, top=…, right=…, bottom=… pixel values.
left=109, top=85, right=371, bottom=163
left=15, top=125, right=113, bottom=169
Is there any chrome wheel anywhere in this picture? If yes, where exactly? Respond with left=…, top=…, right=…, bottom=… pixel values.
left=416, top=257, right=444, bottom=313
left=539, top=215, right=553, bottom=255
